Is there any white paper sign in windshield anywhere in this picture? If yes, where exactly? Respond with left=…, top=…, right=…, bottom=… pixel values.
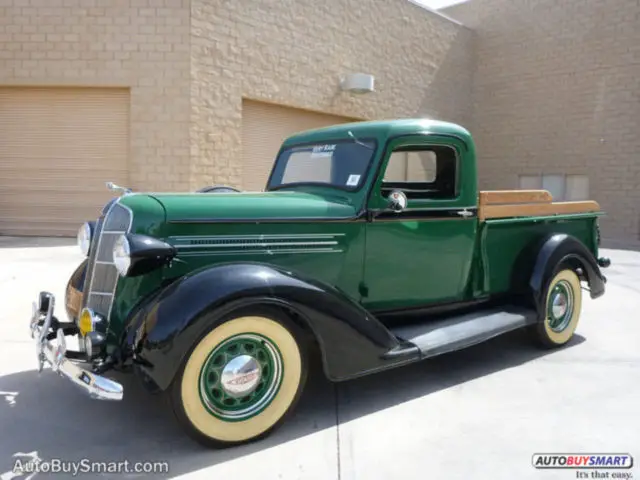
left=311, top=145, right=336, bottom=158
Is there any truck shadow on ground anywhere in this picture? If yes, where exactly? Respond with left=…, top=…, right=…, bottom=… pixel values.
left=0, top=330, right=585, bottom=479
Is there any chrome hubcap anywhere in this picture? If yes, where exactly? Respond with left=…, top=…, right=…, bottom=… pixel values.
left=198, top=333, right=284, bottom=421
left=220, top=355, right=262, bottom=398
left=551, top=292, right=568, bottom=319
left=547, top=280, right=574, bottom=332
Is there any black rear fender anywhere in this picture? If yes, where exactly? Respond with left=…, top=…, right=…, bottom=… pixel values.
left=529, top=233, right=606, bottom=317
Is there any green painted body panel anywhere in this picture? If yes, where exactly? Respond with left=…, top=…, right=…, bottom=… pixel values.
left=362, top=133, right=478, bottom=310
left=146, top=190, right=359, bottom=222
left=479, top=215, right=600, bottom=296
left=363, top=217, right=478, bottom=310
left=280, top=118, right=474, bottom=149
left=91, top=118, right=602, bottom=343
left=161, top=220, right=366, bottom=299
left=108, top=193, right=367, bottom=341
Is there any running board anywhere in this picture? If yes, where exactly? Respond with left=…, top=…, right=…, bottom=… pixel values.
left=390, top=307, right=538, bottom=359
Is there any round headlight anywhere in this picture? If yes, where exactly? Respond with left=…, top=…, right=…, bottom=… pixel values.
left=113, top=234, right=131, bottom=276
left=77, top=222, right=92, bottom=256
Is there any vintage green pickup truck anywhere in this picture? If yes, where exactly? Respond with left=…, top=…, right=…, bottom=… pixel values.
left=30, top=118, right=610, bottom=448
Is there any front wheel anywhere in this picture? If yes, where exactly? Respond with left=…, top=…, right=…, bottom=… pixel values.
left=533, top=268, right=583, bottom=348
left=170, top=308, right=307, bottom=448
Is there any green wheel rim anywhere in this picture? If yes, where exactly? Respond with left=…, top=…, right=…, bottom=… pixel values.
left=547, top=280, right=574, bottom=332
left=198, top=333, right=284, bottom=422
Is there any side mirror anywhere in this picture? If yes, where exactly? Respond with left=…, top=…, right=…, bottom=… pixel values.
left=387, top=189, right=407, bottom=213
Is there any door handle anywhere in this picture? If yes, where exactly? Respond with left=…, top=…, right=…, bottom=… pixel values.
left=456, top=209, right=474, bottom=217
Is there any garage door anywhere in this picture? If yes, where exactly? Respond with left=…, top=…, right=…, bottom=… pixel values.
left=0, top=87, right=129, bottom=236
left=241, top=100, right=358, bottom=191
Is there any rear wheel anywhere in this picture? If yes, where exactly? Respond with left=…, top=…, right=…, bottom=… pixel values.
left=170, top=308, right=307, bottom=448
left=533, top=268, right=583, bottom=348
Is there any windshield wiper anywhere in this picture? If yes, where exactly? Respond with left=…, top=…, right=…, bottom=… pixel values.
left=268, top=182, right=336, bottom=192
left=347, top=130, right=374, bottom=150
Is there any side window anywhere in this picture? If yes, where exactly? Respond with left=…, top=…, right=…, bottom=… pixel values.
left=381, top=145, right=457, bottom=200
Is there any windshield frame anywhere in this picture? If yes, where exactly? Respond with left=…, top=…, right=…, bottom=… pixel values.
left=265, top=137, right=379, bottom=193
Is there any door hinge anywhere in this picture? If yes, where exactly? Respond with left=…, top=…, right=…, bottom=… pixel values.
left=358, top=282, right=369, bottom=298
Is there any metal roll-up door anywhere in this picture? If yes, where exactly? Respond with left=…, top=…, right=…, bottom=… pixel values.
left=0, top=87, right=130, bottom=236
left=241, top=100, right=357, bottom=191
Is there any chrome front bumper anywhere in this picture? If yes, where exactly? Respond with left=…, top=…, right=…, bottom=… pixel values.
left=29, top=293, right=123, bottom=401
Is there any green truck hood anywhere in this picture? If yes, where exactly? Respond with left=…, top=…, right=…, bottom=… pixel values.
left=146, top=190, right=359, bottom=222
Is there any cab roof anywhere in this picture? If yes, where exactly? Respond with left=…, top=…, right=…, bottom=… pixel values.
left=281, top=118, right=473, bottom=147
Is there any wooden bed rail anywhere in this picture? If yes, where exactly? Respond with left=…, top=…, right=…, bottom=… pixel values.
left=478, top=190, right=601, bottom=221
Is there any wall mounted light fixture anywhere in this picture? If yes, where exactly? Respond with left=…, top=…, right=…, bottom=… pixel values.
left=339, top=73, right=375, bottom=94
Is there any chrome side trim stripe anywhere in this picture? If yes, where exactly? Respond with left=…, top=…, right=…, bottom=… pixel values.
left=178, top=248, right=343, bottom=257
left=175, top=240, right=339, bottom=249
left=169, top=233, right=345, bottom=241
left=169, top=233, right=346, bottom=253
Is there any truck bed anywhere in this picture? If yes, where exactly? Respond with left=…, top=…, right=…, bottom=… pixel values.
left=475, top=189, right=602, bottom=297
left=478, top=189, right=600, bottom=221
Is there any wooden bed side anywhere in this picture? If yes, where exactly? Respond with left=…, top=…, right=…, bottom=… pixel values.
left=479, top=189, right=553, bottom=206
left=477, top=190, right=601, bottom=221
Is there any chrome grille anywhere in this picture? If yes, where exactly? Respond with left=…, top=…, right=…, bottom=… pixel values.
left=84, top=201, right=132, bottom=323
left=104, top=204, right=132, bottom=231
left=90, top=263, right=119, bottom=291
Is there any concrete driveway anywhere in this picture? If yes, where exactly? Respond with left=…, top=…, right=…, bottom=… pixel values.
left=0, top=237, right=638, bottom=480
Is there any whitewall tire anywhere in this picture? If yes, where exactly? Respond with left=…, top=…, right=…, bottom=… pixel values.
left=170, top=308, right=307, bottom=448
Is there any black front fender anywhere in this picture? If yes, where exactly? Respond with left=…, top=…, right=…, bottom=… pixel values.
left=529, top=233, right=606, bottom=317
left=125, top=263, right=411, bottom=391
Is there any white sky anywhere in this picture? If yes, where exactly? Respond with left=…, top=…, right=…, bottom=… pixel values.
left=411, top=0, right=467, bottom=10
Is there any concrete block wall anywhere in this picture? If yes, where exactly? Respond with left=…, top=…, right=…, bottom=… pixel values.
left=189, top=0, right=475, bottom=190
left=444, top=0, right=640, bottom=247
left=0, top=0, right=192, bottom=192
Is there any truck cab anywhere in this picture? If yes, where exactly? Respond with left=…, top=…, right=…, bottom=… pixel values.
left=259, top=119, right=480, bottom=312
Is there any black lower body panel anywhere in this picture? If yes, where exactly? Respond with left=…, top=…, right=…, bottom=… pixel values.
left=390, top=306, right=538, bottom=359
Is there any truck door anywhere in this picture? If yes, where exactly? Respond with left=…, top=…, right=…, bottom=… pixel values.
left=362, top=134, right=478, bottom=312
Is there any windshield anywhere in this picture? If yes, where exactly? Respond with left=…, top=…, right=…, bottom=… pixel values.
left=267, top=139, right=376, bottom=191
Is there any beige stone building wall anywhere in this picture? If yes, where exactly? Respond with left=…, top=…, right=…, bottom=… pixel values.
left=443, top=0, right=640, bottom=247
left=189, top=0, right=475, bottom=190
left=1, top=0, right=474, bottom=194
left=3, top=0, right=637, bottom=245
left=0, top=0, right=192, bottom=192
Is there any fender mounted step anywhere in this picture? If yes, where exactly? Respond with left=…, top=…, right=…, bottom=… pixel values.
left=390, top=307, right=538, bottom=359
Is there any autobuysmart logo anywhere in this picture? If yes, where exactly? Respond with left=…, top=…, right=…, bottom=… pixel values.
left=532, top=453, right=633, bottom=469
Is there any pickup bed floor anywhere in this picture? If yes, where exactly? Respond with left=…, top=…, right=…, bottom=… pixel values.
left=390, top=307, right=539, bottom=359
